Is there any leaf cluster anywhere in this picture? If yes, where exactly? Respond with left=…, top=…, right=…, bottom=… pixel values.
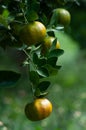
left=24, top=38, right=64, bottom=97
left=0, top=0, right=67, bottom=97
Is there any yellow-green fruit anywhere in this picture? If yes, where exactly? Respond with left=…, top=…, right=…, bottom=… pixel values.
left=19, top=21, right=47, bottom=46
left=54, top=8, right=71, bottom=26
left=25, top=98, right=52, bottom=121
left=42, top=36, right=60, bottom=54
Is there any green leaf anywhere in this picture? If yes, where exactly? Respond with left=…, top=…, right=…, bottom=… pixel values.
left=40, top=13, right=48, bottom=25
left=37, top=58, right=47, bottom=67
left=33, top=53, right=46, bottom=67
left=37, top=67, right=49, bottom=78
left=26, top=10, right=38, bottom=22
left=0, top=71, right=21, bottom=88
left=0, top=15, right=8, bottom=27
left=49, top=9, right=63, bottom=27
left=26, top=0, right=39, bottom=22
left=47, top=30, right=55, bottom=37
left=34, top=88, right=48, bottom=98
left=44, top=64, right=60, bottom=75
left=29, top=60, right=37, bottom=72
left=47, top=49, right=64, bottom=58
left=47, top=57, right=58, bottom=67
left=33, top=53, right=38, bottom=64
left=49, top=38, right=57, bottom=51
left=29, top=71, right=39, bottom=86
left=38, top=81, right=51, bottom=92
left=2, top=9, right=9, bottom=19
left=49, top=10, right=58, bottom=26
left=34, top=80, right=50, bottom=97
left=27, top=0, right=39, bottom=11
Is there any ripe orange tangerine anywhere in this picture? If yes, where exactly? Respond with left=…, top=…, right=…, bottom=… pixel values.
left=25, top=98, right=52, bottom=121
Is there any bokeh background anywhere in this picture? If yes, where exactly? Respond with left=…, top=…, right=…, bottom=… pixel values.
left=0, top=0, right=86, bottom=130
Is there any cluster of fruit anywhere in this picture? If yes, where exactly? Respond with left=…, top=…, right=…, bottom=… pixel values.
left=11, top=9, right=70, bottom=121
left=10, top=8, right=71, bottom=121
left=0, top=0, right=71, bottom=121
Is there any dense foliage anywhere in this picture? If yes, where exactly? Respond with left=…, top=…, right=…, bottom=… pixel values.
left=0, top=0, right=86, bottom=129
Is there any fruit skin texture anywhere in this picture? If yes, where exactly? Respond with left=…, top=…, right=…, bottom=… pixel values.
left=19, top=21, right=46, bottom=46
left=54, top=8, right=71, bottom=26
left=42, top=36, right=60, bottom=54
left=43, top=36, right=60, bottom=49
left=25, top=98, right=52, bottom=121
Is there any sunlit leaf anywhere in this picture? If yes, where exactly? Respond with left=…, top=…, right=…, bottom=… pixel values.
left=37, top=67, right=49, bottom=78
left=2, top=9, right=9, bottom=18
left=0, top=15, right=8, bottom=27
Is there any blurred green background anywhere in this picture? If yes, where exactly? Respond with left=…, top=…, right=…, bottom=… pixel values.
left=0, top=1, right=86, bottom=130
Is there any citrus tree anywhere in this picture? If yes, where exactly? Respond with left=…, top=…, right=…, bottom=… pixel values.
left=0, top=0, right=79, bottom=121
